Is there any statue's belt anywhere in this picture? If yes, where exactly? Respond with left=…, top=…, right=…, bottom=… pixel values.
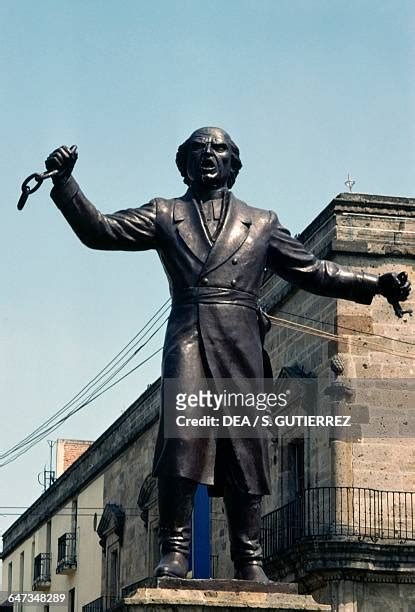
left=172, top=286, right=260, bottom=310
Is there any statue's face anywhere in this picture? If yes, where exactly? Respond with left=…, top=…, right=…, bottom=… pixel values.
left=186, top=127, right=232, bottom=190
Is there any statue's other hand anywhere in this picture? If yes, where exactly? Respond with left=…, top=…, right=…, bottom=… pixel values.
left=378, top=271, right=411, bottom=304
left=45, top=145, right=78, bottom=185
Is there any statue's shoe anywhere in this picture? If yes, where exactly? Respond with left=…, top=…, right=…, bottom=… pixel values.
left=234, top=564, right=272, bottom=583
left=154, top=552, right=189, bottom=578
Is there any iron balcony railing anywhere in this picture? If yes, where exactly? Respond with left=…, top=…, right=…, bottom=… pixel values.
left=33, top=553, right=51, bottom=590
left=56, top=532, right=77, bottom=574
left=82, top=596, right=118, bottom=612
left=262, top=486, right=415, bottom=564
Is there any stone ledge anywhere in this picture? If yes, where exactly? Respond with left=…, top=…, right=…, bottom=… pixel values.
left=122, top=577, right=299, bottom=595
left=265, top=538, right=415, bottom=591
left=331, top=239, right=415, bottom=257
left=119, top=579, right=330, bottom=611
left=121, top=589, right=329, bottom=610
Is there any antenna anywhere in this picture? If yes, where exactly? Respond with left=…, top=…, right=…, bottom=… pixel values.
left=345, top=173, right=356, bottom=192
left=37, top=440, right=57, bottom=492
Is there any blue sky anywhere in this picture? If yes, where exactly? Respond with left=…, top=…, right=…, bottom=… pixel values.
left=1, top=0, right=414, bottom=554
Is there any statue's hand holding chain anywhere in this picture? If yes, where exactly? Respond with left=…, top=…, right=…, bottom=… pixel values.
left=45, top=145, right=78, bottom=185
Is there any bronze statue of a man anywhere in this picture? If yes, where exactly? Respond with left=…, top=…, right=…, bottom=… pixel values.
left=46, top=127, right=411, bottom=583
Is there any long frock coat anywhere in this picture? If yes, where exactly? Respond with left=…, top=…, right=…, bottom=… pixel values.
left=51, top=177, right=379, bottom=495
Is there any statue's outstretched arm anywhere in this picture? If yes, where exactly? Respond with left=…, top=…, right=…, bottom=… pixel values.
left=267, top=211, right=411, bottom=309
left=47, top=146, right=157, bottom=251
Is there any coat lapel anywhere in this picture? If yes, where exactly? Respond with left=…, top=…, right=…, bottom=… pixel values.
left=173, top=193, right=211, bottom=264
left=202, top=193, right=252, bottom=275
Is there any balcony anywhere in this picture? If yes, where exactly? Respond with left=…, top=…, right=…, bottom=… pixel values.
left=261, top=487, right=415, bottom=587
left=82, top=596, right=118, bottom=612
left=56, top=532, right=77, bottom=574
left=33, top=553, right=51, bottom=590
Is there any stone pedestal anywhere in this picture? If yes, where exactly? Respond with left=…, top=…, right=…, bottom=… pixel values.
left=118, top=578, right=331, bottom=611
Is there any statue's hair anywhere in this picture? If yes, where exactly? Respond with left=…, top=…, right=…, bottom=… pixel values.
left=175, top=133, right=242, bottom=188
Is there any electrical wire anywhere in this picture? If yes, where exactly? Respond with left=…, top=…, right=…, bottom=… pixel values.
left=0, top=302, right=170, bottom=467
left=0, top=335, right=165, bottom=467
left=0, top=298, right=171, bottom=462
left=275, top=308, right=415, bottom=347
left=0, top=343, right=165, bottom=469
left=268, top=314, right=415, bottom=361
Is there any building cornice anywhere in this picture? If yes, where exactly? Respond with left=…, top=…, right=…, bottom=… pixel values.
left=298, top=192, right=415, bottom=245
left=260, top=192, right=415, bottom=312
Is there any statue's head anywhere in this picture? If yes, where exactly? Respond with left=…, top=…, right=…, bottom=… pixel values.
left=176, top=127, right=242, bottom=190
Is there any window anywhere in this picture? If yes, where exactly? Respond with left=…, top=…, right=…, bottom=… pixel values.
left=71, top=499, right=78, bottom=535
left=19, top=551, right=24, bottom=590
left=97, top=503, right=124, bottom=604
left=280, top=437, right=306, bottom=504
left=152, top=525, right=160, bottom=566
left=109, top=549, right=119, bottom=599
left=15, top=552, right=25, bottom=612
left=31, top=540, right=35, bottom=585
left=7, top=562, right=12, bottom=593
left=137, top=475, right=159, bottom=575
left=46, top=521, right=52, bottom=555
left=68, top=587, right=75, bottom=612
left=150, top=523, right=160, bottom=572
left=288, top=438, right=305, bottom=498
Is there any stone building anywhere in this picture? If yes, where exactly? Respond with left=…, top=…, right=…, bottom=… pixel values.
left=210, top=191, right=415, bottom=609
left=258, top=192, right=415, bottom=610
left=1, top=440, right=102, bottom=612
left=2, top=192, right=414, bottom=611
